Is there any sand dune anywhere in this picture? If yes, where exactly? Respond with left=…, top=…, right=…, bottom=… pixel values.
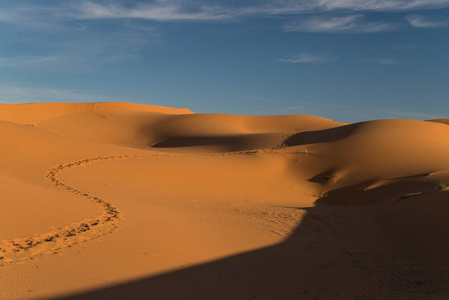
left=1, top=102, right=449, bottom=299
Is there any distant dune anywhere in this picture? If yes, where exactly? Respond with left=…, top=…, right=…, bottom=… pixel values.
left=1, top=102, right=449, bottom=299
left=0, top=102, right=193, bottom=125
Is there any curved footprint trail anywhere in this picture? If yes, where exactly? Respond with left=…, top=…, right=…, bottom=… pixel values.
left=0, top=154, right=165, bottom=264
left=0, top=152, right=229, bottom=264
left=0, top=144, right=292, bottom=265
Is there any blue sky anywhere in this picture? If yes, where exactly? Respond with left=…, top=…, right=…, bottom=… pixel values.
left=0, top=0, right=448, bottom=122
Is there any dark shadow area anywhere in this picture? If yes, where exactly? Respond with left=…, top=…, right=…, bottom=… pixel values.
left=315, top=177, right=440, bottom=206
left=150, top=123, right=357, bottom=152
left=308, top=170, right=338, bottom=184
left=150, top=124, right=358, bottom=152
left=387, top=172, right=435, bottom=180
left=427, top=119, right=449, bottom=126
left=283, top=124, right=358, bottom=147
left=151, top=133, right=284, bottom=152
left=60, top=195, right=447, bottom=300
left=152, top=135, right=245, bottom=148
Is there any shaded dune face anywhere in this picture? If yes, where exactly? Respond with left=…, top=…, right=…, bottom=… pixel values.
left=428, top=119, right=449, bottom=126
left=1, top=103, right=449, bottom=299
left=148, top=114, right=342, bottom=151
left=150, top=133, right=286, bottom=151
left=35, top=109, right=343, bottom=152
left=282, top=123, right=358, bottom=146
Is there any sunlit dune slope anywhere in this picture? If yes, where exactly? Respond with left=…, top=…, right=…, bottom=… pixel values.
left=291, top=119, right=449, bottom=197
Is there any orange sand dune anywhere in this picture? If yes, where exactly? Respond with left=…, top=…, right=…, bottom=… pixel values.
left=1, top=102, right=449, bottom=299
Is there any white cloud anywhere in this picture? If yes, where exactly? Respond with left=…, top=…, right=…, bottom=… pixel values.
left=377, top=58, right=400, bottom=65
left=0, top=84, right=113, bottom=103
left=1, top=1, right=448, bottom=33
left=391, top=43, right=420, bottom=50
left=0, top=53, right=121, bottom=72
left=68, top=0, right=449, bottom=23
left=0, top=26, right=156, bottom=72
left=77, top=24, right=88, bottom=31
left=405, top=14, right=449, bottom=28
left=0, top=5, right=69, bottom=32
left=283, top=14, right=397, bottom=33
left=278, top=53, right=335, bottom=63
left=0, top=55, right=78, bottom=69
left=73, top=1, right=233, bottom=21
left=311, top=0, right=449, bottom=11
left=357, top=58, right=401, bottom=65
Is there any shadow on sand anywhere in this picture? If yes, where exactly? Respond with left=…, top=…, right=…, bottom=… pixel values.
left=60, top=196, right=445, bottom=300
left=151, top=123, right=358, bottom=150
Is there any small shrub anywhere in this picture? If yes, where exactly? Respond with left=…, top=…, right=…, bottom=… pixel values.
left=437, top=181, right=448, bottom=190
left=323, top=175, right=337, bottom=184
left=297, top=148, right=309, bottom=155
left=400, top=192, right=422, bottom=200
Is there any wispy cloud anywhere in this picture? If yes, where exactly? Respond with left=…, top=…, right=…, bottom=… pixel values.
left=0, top=27, right=157, bottom=72
left=73, top=1, right=233, bottom=21
left=67, top=0, right=449, bottom=22
left=391, top=43, right=420, bottom=50
left=124, top=20, right=158, bottom=31
left=277, top=53, right=335, bottom=63
left=0, top=5, right=70, bottom=32
left=377, top=58, right=400, bottom=65
left=76, top=24, right=88, bottom=31
left=283, top=14, right=397, bottom=33
left=357, top=58, right=401, bottom=65
left=0, top=84, right=113, bottom=103
left=405, top=14, right=449, bottom=28
left=310, top=0, right=449, bottom=11
left=0, top=55, right=78, bottom=69
left=1, top=1, right=447, bottom=34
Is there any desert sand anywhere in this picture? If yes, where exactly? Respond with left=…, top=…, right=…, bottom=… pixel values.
left=1, top=102, right=449, bottom=299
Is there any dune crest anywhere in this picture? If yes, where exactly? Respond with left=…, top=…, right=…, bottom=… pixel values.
left=0, top=102, right=193, bottom=125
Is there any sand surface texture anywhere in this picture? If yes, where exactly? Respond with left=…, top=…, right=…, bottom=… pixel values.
left=1, top=102, right=449, bottom=299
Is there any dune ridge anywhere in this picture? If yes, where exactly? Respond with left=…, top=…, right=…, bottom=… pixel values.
left=0, top=102, right=193, bottom=125
left=1, top=102, right=449, bottom=299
